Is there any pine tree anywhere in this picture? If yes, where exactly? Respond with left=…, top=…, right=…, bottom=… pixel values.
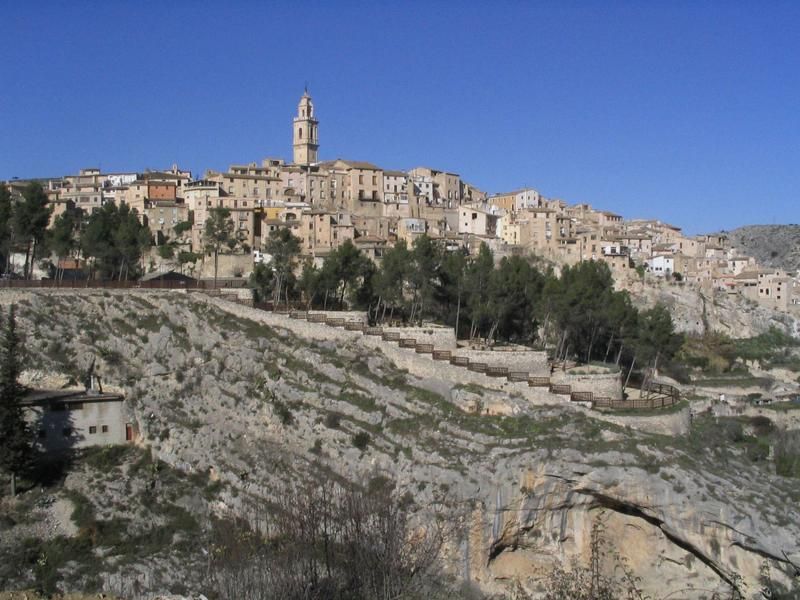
left=0, top=305, right=32, bottom=496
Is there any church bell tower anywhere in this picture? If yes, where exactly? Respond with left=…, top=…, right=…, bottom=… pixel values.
left=293, top=89, right=319, bottom=165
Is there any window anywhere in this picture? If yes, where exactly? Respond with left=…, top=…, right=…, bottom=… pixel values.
left=62, top=428, right=72, bottom=437
left=358, top=175, right=364, bottom=184
left=372, top=176, right=377, bottom=185
left=89, top=426, right=97, bottom=434
left=298, top=127, right=302, bottom=138
left=102, top=425, right=109, bottom=433
left=38, top=429, right=46, bottom=439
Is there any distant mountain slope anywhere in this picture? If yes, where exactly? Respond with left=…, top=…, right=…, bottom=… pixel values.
left=724, top=224, right=800, bottom=273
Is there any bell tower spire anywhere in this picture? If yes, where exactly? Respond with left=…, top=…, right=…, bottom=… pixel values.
left=293, top=89, right=319, bottom=165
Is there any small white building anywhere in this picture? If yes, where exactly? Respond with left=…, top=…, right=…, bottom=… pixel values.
left=645, top=254, right=675, bottom=277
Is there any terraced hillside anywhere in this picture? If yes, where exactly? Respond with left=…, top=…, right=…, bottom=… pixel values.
left=1, top=289, right=798, bottom=599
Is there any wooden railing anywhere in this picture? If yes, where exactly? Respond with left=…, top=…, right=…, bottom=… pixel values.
left=415, top=343, right=434, bottom=354
left=467, top=362, right=488, bottom=373
left=307, top=313, right=327, bottom=323
left=344, top=322, right=365, bottom=331
left=382, top=331, right=401, bottom=342
left=432, top=350, right=452, bottom=361
left=570, top=391, right=593, bottom=402
left=450, top=356, right=470, bottom=367
left=485, top=366, right=508, bottom=377
left=364, top=327, right=384, bottom=336
left=326, top=317, right=346, bottom=327
left=507, top=371, right=529, bottom=382
left=289, top=311, right=307, bottom=320
left=399, top=338, right=417, bottom=348
left=528, top=376, right=551, bottom=387
left=550, top=384, right=572, bottom=395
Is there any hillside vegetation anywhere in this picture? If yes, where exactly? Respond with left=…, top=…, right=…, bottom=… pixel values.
left=0, top=290, right=798, bottom=599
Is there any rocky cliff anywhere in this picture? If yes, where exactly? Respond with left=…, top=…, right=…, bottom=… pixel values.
left=628, top=280, right=800, bottom=338
left=1, top=289, right=798, bottom=599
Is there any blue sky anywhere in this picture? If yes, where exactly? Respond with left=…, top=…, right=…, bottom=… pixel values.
left=1, top=1, right=798, bottom=234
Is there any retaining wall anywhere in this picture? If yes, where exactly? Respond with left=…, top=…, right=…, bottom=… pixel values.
left=308, top=310, right=368, bottom=324
left=381, top=325, right=456, bottom=349
left=453, top=349, right=549, bottom=375
left=551, top=371, right=623, bottom=400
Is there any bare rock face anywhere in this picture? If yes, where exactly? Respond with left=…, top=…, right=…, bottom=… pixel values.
left=724, top=225, right=800, bottom=273
left=629, top=281, right=800, bottom=338
left=4, top=290, right=799, bottom=599
left=473, top=461, right=798, bottom=598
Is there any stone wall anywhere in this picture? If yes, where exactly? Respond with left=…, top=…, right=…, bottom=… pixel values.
left=551, top=371, right=623, bottom=399
left=603, top=407, right=691, bottom=435
left=381, top=325, right=456, bottom=349
left=453, top=349, right=548, bottom=374
left=219, top=288, right=254, bottom=303
left=309, top=310, right=368, bottom=324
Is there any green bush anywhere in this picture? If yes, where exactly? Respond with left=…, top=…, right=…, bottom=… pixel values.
left=325, top=412, right=341, bottom=428
left=273, top=400, right=294, bottom=426
left=352, top=431, right=371, bottom=451
left=775, top=431, right=800, bottom=478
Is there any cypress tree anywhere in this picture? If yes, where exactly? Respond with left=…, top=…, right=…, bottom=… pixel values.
left=0, top=305, right=31, bottom=496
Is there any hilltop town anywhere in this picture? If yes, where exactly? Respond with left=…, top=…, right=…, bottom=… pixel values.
left=2, top=92, right=800, bottom=599
left=2, top=91, right=798, bottom=319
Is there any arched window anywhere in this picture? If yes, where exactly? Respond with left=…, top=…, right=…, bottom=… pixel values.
left=298, top=127, right=302, bottom=138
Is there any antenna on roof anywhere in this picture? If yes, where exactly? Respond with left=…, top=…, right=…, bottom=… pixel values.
left=304, top=81, right=309, bottom=94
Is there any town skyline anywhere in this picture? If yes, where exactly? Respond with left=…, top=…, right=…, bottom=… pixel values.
left=3, top=2, right=799, bottom=234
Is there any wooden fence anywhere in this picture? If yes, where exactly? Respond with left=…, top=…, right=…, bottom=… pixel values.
left=485, top=366, right=508, bottom=377
left=507, top=371, right=529, bottom=382
left=550, top=384, right=572, bottom=395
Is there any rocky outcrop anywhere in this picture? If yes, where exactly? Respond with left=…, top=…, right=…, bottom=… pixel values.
left=629, top=281, right=800, bottom=337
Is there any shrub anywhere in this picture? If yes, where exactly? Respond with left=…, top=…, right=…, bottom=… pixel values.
left=749, top=415, right=775, bottom=437
left=274, top=400, right=293, bottom=426
left=325, top=412, right=341, bottom=429
left=775, top=430, right=800, bottom=478
left=352, top=431, right=370, bottom=451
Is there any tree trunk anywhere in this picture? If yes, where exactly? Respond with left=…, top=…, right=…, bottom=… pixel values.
left=623, top=355, right=636, bottom=392
left=586, top=325, right=598, bottom=363
left=214, top=248, right=219, bottom=289
left=23, top=239, right=32, bottom=279
left=10, top=472, right=16, bottom=497
left=454, top=292, right=461, bottom=341
left=604, top=334, right=615, bottom=364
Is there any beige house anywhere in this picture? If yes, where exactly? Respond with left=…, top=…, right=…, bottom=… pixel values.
left=298, top=210, right=355, bottom=258
left=488, top=188, right=542, bottom=213
left=143, top=201, right=189, bottom=245
left=397, top=218, right=428, bottom=244
left=206, top=162, right=282, bottom=204
left=459, top=204, right=500, bottom=237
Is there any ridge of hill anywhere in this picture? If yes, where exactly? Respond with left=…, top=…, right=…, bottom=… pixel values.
left=723, top=224, right=800, bottom=273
